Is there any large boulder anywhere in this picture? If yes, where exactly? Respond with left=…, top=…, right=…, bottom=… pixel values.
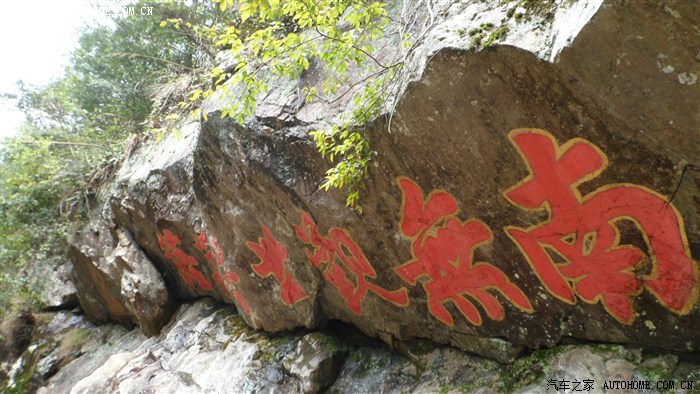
left=69, top=220, right=174, bottom=336
left=68, top=0, right=699, bottom=359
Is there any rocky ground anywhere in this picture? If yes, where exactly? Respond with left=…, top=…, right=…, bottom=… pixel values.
left=2, top=299, right=698, bottom=393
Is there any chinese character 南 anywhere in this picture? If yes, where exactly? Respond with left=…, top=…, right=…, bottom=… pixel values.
left=504, top=129, right=699, bottom=323
left=396, top=177, right=533, bottom=326
left=247, top=225, right=308, bottom=306
left=294, top=211, right=409, bottom=314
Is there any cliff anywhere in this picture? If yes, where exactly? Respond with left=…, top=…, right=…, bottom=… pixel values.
left=67, top=0, right=699, bottom=364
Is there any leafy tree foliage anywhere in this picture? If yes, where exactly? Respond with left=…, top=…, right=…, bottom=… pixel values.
left=0, top=0, right=414, bottom=314
left=0, top=124, right=76, bottom=313
left=66, top=1, right=230, bottom=137
left=0, top=0, right=231, bottom=315
left=172, top=0, right=408, bottom=209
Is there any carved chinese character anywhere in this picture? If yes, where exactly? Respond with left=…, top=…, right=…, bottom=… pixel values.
left=294, top=211, right=409, bottom=314
left=247, top=226, right=308, bottom=306
left=504, top=129, right=699, bottom=323
left=195, top=231, right=251, bottom=314
left=158, top=229, right=213, bottom=291
left=396, top=177, right=533, bottom=326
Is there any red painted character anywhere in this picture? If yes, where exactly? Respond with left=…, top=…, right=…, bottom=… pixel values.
left=195, top=231, right=251, bottom=314
left=294, top=211, right=409, bottom=315
left=396, top=177, right=533, bottom=326
left=158, top=229, right=213, bottom=291
left=247, top=226, right=308, bottom=306
left=504, top=129, right=699, bottom=323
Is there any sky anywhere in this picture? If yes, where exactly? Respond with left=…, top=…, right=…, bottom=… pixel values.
left=0, top=0, right=117, bottom=140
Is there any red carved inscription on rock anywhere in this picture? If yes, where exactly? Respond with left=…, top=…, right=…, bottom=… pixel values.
left=195, top=231, right=251, bottom=314
left=247, top=226, right=308, bottom=306
left=294, top=211, right=409, bottom=314
left=158, top=229, right=213, bottom=291
left=396, top=177, right=533, bottom=326
left=158, top=229, right=250, bottom=315
left=504, top=129, right=699, bottom=324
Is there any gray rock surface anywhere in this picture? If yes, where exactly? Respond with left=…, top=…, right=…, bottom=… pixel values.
left=28, top=259, right=78, bottom=310
left=69, top=223, right=174, bottom=335
left=3, top=300, right=689, bottom=394
left=17, top=249, right=78, bottom=310
left=284, top=332, right=348, bottom=393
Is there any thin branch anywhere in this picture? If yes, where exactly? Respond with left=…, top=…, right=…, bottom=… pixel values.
left=312, top=26, right=391, bottom=70
left=163, top=24, right=219, bottom=62
left=667, top=164, right=700, bottom=205
left=14, top=140, right=112, bottom=150
left=313, top=63, right=401, bottom=106
left=109, top=52, right=197, bottom=71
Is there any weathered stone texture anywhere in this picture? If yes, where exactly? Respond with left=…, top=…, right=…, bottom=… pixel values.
left=69, top=221, right=174, bottom=335
left=28, top=301, right=699, bottom=394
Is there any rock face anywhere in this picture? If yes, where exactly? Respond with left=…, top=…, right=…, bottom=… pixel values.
left=69, top=221, right=174, bottom=336
left=20, top=257, right=78, bottom=310
left=35, top=300, right=350, bottom=394
left=16, top=300, right=698, bottom=394
left=283, top=333, right=348, bottom=393
left=68, top=0, right=700, bottom=360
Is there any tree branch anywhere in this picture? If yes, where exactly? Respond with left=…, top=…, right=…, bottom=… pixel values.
left=109, top=52, right=197, bottom=71
left=14, top=140, right=112, bottom=150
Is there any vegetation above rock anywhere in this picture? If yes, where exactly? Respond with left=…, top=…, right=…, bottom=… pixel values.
left=0, top=0, right=231, bottom=314
left=165, top=0, right=413, bottom=210
left=0, top=0, right=435, bottom=313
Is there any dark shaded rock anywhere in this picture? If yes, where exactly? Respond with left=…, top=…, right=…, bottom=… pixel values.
left=0, top=312, right=36, bottom=357
left=398, top=334, right=523, bottom=365
left=191, top=118, right=324, bottom=331
left=327, top=347, right=418, bottom=394
left=107, top=124, right=208, bottom=302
